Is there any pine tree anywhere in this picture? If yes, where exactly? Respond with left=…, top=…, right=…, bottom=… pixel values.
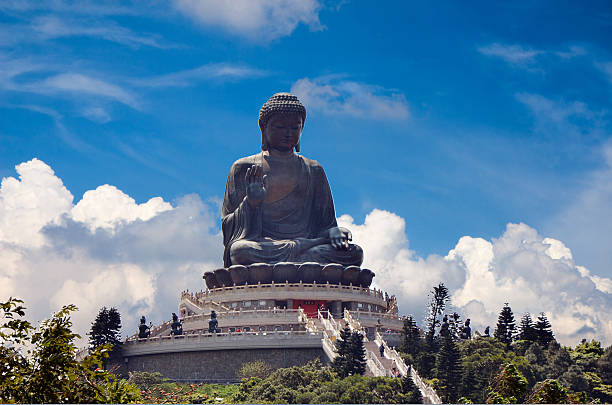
left=348, top=330, right=367, bottom=376
left=401, top=374, right=423, bottom=403
left=435, top=333, right=463, bottom=403
left=332, top=324, right=366, bottom=377
left=494, top=303, right=516, bottom=345
left=88, top=307, right=122, bottom=351
left=517, top=313, right=536, bottom=342
left=400, top=315, right=422, bottom=356
left=425, top=283, right=450, bottom=348
left=534, top=312, right=555, bottom=346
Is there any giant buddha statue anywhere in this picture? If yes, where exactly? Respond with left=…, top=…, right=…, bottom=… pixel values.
left=221, top=93, right=363, bottom=268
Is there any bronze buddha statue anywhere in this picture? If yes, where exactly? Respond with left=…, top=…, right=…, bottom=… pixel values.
left=221, top=93, right=363, bottom=268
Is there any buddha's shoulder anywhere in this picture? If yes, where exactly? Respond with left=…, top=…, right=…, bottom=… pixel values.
left=299, top=155, right=326, bottom=172
left=229, top=154, right=261, bottom=170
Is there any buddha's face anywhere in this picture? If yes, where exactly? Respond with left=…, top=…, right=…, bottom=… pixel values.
left=264, top=113, right=303, bottom=152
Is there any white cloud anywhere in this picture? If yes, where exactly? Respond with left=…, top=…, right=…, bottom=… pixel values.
left=0, top=158, right=73, bottom=248
left=71, top=185, right=172, bottom=232
left=292, top=77, right=410, bottom=120
left=2, top=159, right=610, bottom=347
left=81, top=106, right=111, bottom=123
left=132, top=63, right=268, bottom=88
left=173, top=0, right=324, bottom=41
left=30, top=15, right=169, bottom=48
left=0, top=158, right=222, bottom=344
left=555, top=45, right=587, bottom=59
left=478, top=43, right=543, bottom=66
left=39, top=73, right=140, bottom=109
left=342, top=211, right=612, bottom=346
left=596, top=61, right=612, bottom=85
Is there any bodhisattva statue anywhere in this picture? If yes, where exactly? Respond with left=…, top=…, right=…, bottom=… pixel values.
left=222, top=93, right=363, bottom=267
left=138, top=316, right=150, bottom=339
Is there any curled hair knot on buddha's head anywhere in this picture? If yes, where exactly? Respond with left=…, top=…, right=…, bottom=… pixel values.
left=259, top=92, right=306, bottom=152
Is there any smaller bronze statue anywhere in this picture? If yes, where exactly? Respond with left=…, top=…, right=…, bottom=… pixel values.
left=460, top=318, right=472, bottom=340
left=440, top=315, right=450, bottom=337
left=484, top=326, right=490, bottom=337
left=208, top=310, right=221, bottom=333
left=170, top=312, right=183, bottom=336
left=138, top=316, right=151, bottom=339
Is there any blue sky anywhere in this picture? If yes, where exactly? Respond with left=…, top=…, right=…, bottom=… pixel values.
left=1, top=1, right=612, bottom=344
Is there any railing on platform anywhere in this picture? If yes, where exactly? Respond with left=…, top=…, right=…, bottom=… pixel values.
left=125, top=329, right=320, bottom=344
left=181, top=282, right=386, bottom=304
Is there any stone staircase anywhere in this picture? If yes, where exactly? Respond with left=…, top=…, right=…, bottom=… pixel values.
left=364, top=341, right=395, bottom=376
left=300, top=309, right=441, bottom=403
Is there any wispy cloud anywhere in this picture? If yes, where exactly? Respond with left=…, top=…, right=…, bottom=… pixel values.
left=29, top=15, right=172, bottom=48
left=132, top=63, right=269, bottom=88
left=37, top=73, right=141, bottom=109
left=515, top=92, right=606, bottom=140
left=478, top=43, right=543, bottom=66
left=0, top=0, right=144, bottom=17
left=555, top=45, right=587, bottom=59
left=173, top=0, right=324, bottom=42
left=291, top=76, right=410, bottom=120
left=546, top=141, right=612, bottom=285
left=595, top=61, right=612, bottom=85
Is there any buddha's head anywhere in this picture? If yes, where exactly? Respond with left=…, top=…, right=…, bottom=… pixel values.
left=259, top=93, right=306, bottom=152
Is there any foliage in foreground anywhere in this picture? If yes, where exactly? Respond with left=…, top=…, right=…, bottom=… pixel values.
left=231, top=359, right=422, bottom=404
left=0, top=297, right=141, bottom=404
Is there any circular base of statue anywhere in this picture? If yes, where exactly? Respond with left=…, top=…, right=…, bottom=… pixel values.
left=203, top=263, right=375, bottom=289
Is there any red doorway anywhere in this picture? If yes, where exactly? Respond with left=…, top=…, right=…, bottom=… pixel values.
left=293, top=300, right=327, bottom=317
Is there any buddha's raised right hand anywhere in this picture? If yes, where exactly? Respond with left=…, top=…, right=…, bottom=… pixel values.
left=245, top=164, right=268, bottom=207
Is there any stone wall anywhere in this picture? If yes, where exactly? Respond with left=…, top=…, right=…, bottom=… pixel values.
left=114, top=347, right=326, bottom=383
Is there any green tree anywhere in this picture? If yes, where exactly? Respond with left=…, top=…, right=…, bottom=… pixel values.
left=485, top=363, right=528, bottom=404
left=0, top=297, right=141, bottom=404
left=332, top=325, right=366, bottom=377
left=527, top=379, right=569, bottom=404
left=533, top=313, right=555, bottom=346
left=400, top=315, right=422, bottom=357
left=425, top=283, right=450, bottom=348
left=436, top=333, right=463, bottom=403
left=401, top=374, right=423, bottom=403
left=493, top=303, right=516, bottom=346
left=349, top=330, right=367, bottom=376
left=517, top=313, right=536, bottom=342
left=458, top=335, right=534, bottom=402
left=237, top=360, right=274, bottom=380
left=571, top=339, right=604, bottom=372
left=331, top=323, right=352, bottom=377
left=88, top=306, right=122, bottom=351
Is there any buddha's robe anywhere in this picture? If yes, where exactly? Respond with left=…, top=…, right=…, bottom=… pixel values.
left=222, top=153, right=363, bottom=267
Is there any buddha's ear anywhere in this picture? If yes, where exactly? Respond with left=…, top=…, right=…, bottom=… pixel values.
left=295, top=140, right=300, bottom=153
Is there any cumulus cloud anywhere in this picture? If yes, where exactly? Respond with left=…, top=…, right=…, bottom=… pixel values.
left=0, top=158, right=222, bottom=344
left=71, top=185, right=172, bottom=232
left=173, top=0, right=324, bottom=42
left=341, top=210, right=612, bottom=346
left=2, top=159, right=610, bottom=347
left=292, top=77, right=410, bottom=120
left=0, top=158, right=73, bottom=248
